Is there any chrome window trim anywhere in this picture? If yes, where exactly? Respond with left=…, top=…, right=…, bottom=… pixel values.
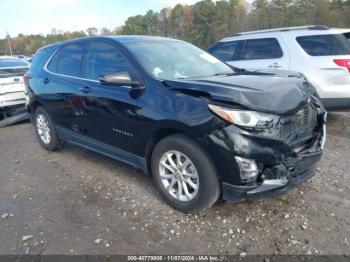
left=42, top=42, right=140, bottom=89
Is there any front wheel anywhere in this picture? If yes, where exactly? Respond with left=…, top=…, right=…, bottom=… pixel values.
left=151, top=134, right=220, bottom=213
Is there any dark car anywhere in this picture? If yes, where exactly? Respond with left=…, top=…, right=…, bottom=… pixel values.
left=25, top=36, right=326, bottom=212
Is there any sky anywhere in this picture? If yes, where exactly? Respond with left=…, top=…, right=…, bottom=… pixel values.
left=0, top=0, right=204, bottom=38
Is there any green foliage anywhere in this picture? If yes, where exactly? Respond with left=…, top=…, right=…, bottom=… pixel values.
left=0, top=31, right=87, bottom=56
left=1, top=0, right=349, bottom=55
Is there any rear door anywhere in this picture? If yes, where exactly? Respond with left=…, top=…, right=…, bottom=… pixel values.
left=227, top=37, right=289, bottom=71
left=43, top=42, right=88, bottom=132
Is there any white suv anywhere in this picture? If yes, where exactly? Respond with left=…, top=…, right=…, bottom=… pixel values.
left=209, top=26, right=350, bottom=111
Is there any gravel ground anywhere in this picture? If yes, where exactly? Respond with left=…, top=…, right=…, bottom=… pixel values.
left=0, top=112, right=349, bottom=256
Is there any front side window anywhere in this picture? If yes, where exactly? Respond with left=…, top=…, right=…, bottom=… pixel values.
left=125, top=41, right=234, bottom=80
left=48, top=44, right=85, bottom=77
left=240, top=38, right=283, bottom=60
left=85, top=42, right=130, bottom=81
left=209, top=41, right=240, bottom=61
left=297, top=34, right=350, bottom=56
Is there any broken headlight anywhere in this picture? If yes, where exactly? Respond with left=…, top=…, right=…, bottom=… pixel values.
left=209, top=104, right=279, bottom=129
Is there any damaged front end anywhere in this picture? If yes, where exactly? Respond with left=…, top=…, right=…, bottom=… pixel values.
left=0, top=67, right=29, bottom=127
left=165, top=70, right=327, bottom=201
left=208, top=96, right=326, bottom=202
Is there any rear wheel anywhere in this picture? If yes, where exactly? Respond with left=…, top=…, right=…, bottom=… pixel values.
left=34, top=107, right=62, bottom=151
left=151, top=134, right=220, bottom=213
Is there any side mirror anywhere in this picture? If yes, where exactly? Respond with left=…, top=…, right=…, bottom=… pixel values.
left=99, top=72, right=142, bottom=88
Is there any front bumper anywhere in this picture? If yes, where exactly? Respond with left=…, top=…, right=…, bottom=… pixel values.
left=221, top=123, right=326, bottom=202
left=222, top=168, right=316, bottom=202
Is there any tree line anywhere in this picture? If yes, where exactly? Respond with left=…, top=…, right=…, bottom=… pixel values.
left=1, top=0, right=349, bottom=56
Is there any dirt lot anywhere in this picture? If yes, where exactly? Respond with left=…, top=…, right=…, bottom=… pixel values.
left=0, top=112, right=349, bottom=256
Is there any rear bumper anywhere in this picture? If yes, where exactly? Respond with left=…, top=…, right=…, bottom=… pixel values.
left=0, top=92, right=27, bottom=108
left=320, top=98, right=350, bottom=111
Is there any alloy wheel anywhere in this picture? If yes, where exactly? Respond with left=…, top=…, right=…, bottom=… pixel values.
left=36, top=114, right=51, bottom=145
left=159, top=150, right=199, bottom=202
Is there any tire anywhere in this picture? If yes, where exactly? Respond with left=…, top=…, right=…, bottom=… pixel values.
left=151, top=134, right=220, bottom=213
left=34, top=106, right=62, bottom=151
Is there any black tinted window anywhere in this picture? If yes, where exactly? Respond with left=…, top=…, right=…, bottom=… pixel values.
left=47, top=51, right=59, bottom=72
left=50, top=44, right=85, bottom=77
left=210, top=41, right=240, bottom=61
left=31, top=47, right=56, bottom=73
left=86, top=42, right=130, bottom=80
left=297, top=34, right=350, bottom=56
left=343, top=32, right=350, bottom=41
left=241, top=38, right=283, bottom=60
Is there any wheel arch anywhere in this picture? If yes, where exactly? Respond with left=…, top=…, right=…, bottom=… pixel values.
left=28, top=99, right=45, bottom=122
left=145, top=128, right=186, bottom=174
left=29, top=100, right=44, bottom=114
left=144, top=124, right=217, bottom=179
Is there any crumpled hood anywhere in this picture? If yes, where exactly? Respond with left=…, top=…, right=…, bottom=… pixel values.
left=164, top=73, right=313, bottom=115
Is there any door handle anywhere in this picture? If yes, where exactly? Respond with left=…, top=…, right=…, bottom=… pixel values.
left=269, top=63, right=283, bottom=68
left=42, top=78, right=49, bottom=84
left=79, top=86, right=91, bottom=93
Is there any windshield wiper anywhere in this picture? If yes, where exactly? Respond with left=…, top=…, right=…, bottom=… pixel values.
left=213, top=72, right=236, bottom=77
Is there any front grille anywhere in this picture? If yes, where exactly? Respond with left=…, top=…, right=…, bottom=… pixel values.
left=279, top=103, right=318, bottom=141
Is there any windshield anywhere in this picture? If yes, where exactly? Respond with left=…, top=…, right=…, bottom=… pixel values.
left=0, top=57, right=29, bottom=68
left=125, top=41, right=235, bottom=80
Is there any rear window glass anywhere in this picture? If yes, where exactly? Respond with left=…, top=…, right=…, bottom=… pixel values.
left=297, top=34, right=350, bottom=56
left=31, top=47, right=56, bottom=73
left=0, top=58, right=28, bottom=68
left=209, top=41, right=240, bottom=61
left=241, top=38, right=283, bottom=60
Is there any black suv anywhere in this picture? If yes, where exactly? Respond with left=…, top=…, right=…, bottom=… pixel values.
left=25, top=36, right=326, bottom=212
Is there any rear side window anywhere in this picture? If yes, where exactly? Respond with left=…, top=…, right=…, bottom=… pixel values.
left=209, top=41, right=240, bottom=61
left=85, top=41, right=130, bottom=80
left=343, top=32, right=350, bottom=41
left=31, top=46, right=56, bottom=74
left=48, top=43, right=85, bottom=77
left=297, top=34, right=350, bottom=56
left=241, top=38, right=283, bottom=60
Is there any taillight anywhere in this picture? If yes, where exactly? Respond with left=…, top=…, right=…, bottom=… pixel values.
left=23, top=74, right=29, bottom=93
left=334, top=59, right=350, bottom=73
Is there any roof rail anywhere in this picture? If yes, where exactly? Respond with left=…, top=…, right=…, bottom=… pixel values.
left=232, top=25, right=329, bottom=36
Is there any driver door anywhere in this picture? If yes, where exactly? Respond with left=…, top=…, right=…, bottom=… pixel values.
left=78, top=40, right=140, bottom=153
